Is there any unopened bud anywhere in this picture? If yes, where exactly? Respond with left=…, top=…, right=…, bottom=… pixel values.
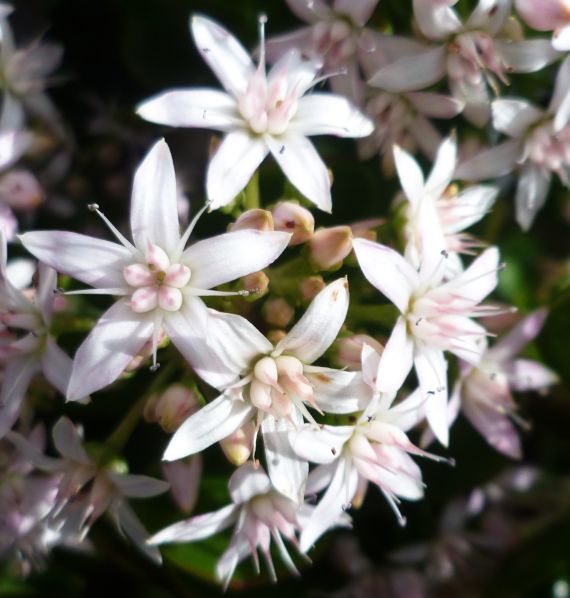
left=144, top=384, right=201, bottom=432
left=309, top=226, right=353, bottom=270
left=299, top=275, right=326, bottom=302
left=219, top=421, right=256, bottom=466
left=335, top=334, right=384, bottom=370
left=263, top=297, right=294, bottom=328
left=0, top=170, right=43, bottom=210
left=241, top=271, right=269, bottom=296
left=350, top=218, right=383, bottom=242
left=267, top=329, right=287, bottom=344
left=231, top=209, right=274, bottom=232
left=271, top=201, right=314, bottom=245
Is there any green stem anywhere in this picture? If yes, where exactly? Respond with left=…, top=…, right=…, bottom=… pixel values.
left=243, top=170, right=260, bottom=210
left=347, top=304, right=398, bottom=328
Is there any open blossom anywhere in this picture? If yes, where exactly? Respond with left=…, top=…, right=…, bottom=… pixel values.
left=353, top=210, right=501, bottom=445
left=395, top=136, right=498, bottom=278
left=446, top=309, right=558, bottom=459
left=149, top=462, right=348, bottom=588
left=163, top=279, right=369, bottom=503
left=457, top=55, right=570, bottom=230
left=0, top=233, right=79, bottom=437
left=515, top=0, right=570, bottom=50
left=7, top=417, right=169, bottom=563
left=291, top=344, right=445, bottom=551
left=19, top=140, right=290, bottom=400
left=137, top=15, right=373, bottom=212
left=368, top=0, right=560, bottom=125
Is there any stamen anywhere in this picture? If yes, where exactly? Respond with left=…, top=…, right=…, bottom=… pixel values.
left=150, top=313, right=162, bottom=371
left=186, top=288, right=251, bottom=297
left=62, top=288, right=129, bottom=296
left=258, top=14, right=268, bottom=72
left=382, top=490, right=407, bottom=527
left=87, top=204, right=137, bottom=253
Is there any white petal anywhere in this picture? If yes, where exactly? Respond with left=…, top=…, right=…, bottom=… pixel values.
left=0, top=356, right=37, bottom=438
left=52, top=417, right=90, bottom=464
left=266, top=132, right=332, bottom=212
left=553, top=24, right=570, bottom=51
left=228, top=461, right=273, bottom=503
left=406, top=92, right=464, bottom=118
left=489, top=308, right=547, bottom=362
left=455, top=140, right=521, bottom=181
left=410, top=115, right=444, bottom=158
left=149, top=503, right=238, bottom=544
left=40, top=337, right=73, bottom=397
left=368, top=46, right=447, bottom=92
left=274, top=278, right=348, bottom=364
left=552, top=56, right=570, bottom=131
left=491, top=99, right=542, bottom=138
left=444, top=185, right=498, bottom=234
left=206, top=131, right=268, bottom=210
left=393, top=145, right=425, bottom=207
left=290, top=424, right=353, bottom=464
left=262, top=415, right=308, bottom=504
left=377, top=317, right=414, bottom=393
left=444, top=246, right=499, bottom=304
left=334, top=0, right=379, bottom=26
left=264, top=28, right=313, bottom=63
left=163, top=394, right=254, bottom=461
left=286, top=0, right=329, bottom=22
left=305, top=462, right=336, bottom=495
left=352, top=238, right=418, bottom=313
left=19, top=231, right=132, bottom=289
left=467, top=0, right=511, bottom=35
left=304, top=366, right=371, bottom=414
left=184, top=229, right=289, bottom=291
left=112, top=500, right=163, bottom=563
left=414, top=346, right=449, bottom=446
left=425, top=135, right=457, bottom=199
left=5, top=257, right=35, bottom=290
left=110, top=473, right=170, bottom=498
left=361, top=342, right=381, bottom=390
left=300, top=456, right=356, bottom=552
left=413, top=0, right=462, bottom=39
left=506, top=358, right=559, bottom=392
left=385, top=388, right=426, bottom=432
left=37, top=262, right=57, bottom=325
left=515, top=163, right=551, bottom=231
left=136, top=89, right=241, bottom=131
left=191, top=16, right=255, bottom=97
left=496, top=39, right=561, bottom=73
left=293, top=94, right=374, bottom=138
left=66, top=299, right=154, bottom=401
left=130, top=140, right=180, bottom=253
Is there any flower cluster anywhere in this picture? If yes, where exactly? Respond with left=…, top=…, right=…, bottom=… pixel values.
left=0, top=2, right=564, bottom=591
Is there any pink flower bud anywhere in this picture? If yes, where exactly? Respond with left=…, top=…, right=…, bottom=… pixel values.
left=267, top=329, right=287, bottom=344
left=0, top=204, right=18, bottom=241
left=241, top=270, right=269, bottom=296
left=230, top=209, right=274, bottom=232
left=309, top=226, right=353, bottom=270
left=145, top=384, right=201, bottom=433
left=271, top=201, right=314, bottom=245
left=162, top=456, right=202, bottom=513
left=158, top=286, right=183, bottom=311
left=0, top=170, right=43, bottom=210
left=263, top=297, right=294, bottom=328
left=146, top=242, right=170, bottom=271
left=515, top=0, right=570, bottom=30
left=335, top=334, right=385, bottom=370
left=299, top=275, right=326, bottom=302
left=253, top=356, right=279, bottom=386
left=130, top=286, right=158, bottom=313
left=350, top=218, right=384, bottom=242
left=219, top=421, right=256, bottom=466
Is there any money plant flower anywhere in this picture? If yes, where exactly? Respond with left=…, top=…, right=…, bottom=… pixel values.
left=0, top=232, right=78, bottom=437
left=7, top=417, right=170, bottom=563
left=163, top=278, right=369, bottom=503
left=148, top=462, right=348, bottom=589
left=368, top=0, right=560, bottom=125
left=395, top=136, right=498, bottom=278
left=19, top=139, right=290, bottom=400
left=137, top=15, right=374, bottom=212
left=457, top=55, right=570, bottom=230
left=353, top=211, right=501, bottom=446
left=290, top=343, right=448, bottom=551
left=515, top=0, right=570, bottom=50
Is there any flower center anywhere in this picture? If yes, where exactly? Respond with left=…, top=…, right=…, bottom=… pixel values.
left=247, top=354, right=317, bottom=419
left=123, top=242, right=191, bottom=313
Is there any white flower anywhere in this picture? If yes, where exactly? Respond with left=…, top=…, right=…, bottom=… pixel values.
left=457, top=55, right=570, bottom=230
left=163, top=278, right=368, bottom=503
left=368, top=0, right=560, bottom=126
left=148, top=462, right=347, bottom=588
left=19, top=139, right=290, bottom=400
left=137, top=15, right=373, bottom=212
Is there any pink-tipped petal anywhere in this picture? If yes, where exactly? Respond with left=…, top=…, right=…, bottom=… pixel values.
left=496, top=39, right=561, bottom=73
left=0, top=356, right=37, bottom=438
left=394, top=145, right=425, bottom=207
left=40, top=337, right=73, bottom=398
left=455, top=140, right=521, bottom=181
left=376, top=317, right=414, bottom=394
left=492, top=99, right=543, bottom=138
left=290, top=424, right=354, bottom=464
left=425, top=135, right=457, bottom=199
left=506, top=358, right=559, bottom=392
left=304, top=366, right=370, bottom=414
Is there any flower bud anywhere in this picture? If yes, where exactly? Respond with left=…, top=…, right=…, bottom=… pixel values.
left=299, top=275, right=326, bottom=302
left=309, top=226, right=353, bottom=270
left=219, top=421, right=256, bottom=466
left=271, top=201, right=314, bottom=245
left=144, top=384, right=201, bottom=432
left=241, top=271, right=269, bottom=296
left=230, top=209, right=274, bottom=232
left=0, top=204, right=17, bottom=241
left=350, top=218, right=384, bottom=242
left=263, top=297, right=294, bottom=328
left=267, top=329, right=287, bottom=344
left=335, top=334, right=384, bottom=370
left=0, top=170, right=43, bottom=210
